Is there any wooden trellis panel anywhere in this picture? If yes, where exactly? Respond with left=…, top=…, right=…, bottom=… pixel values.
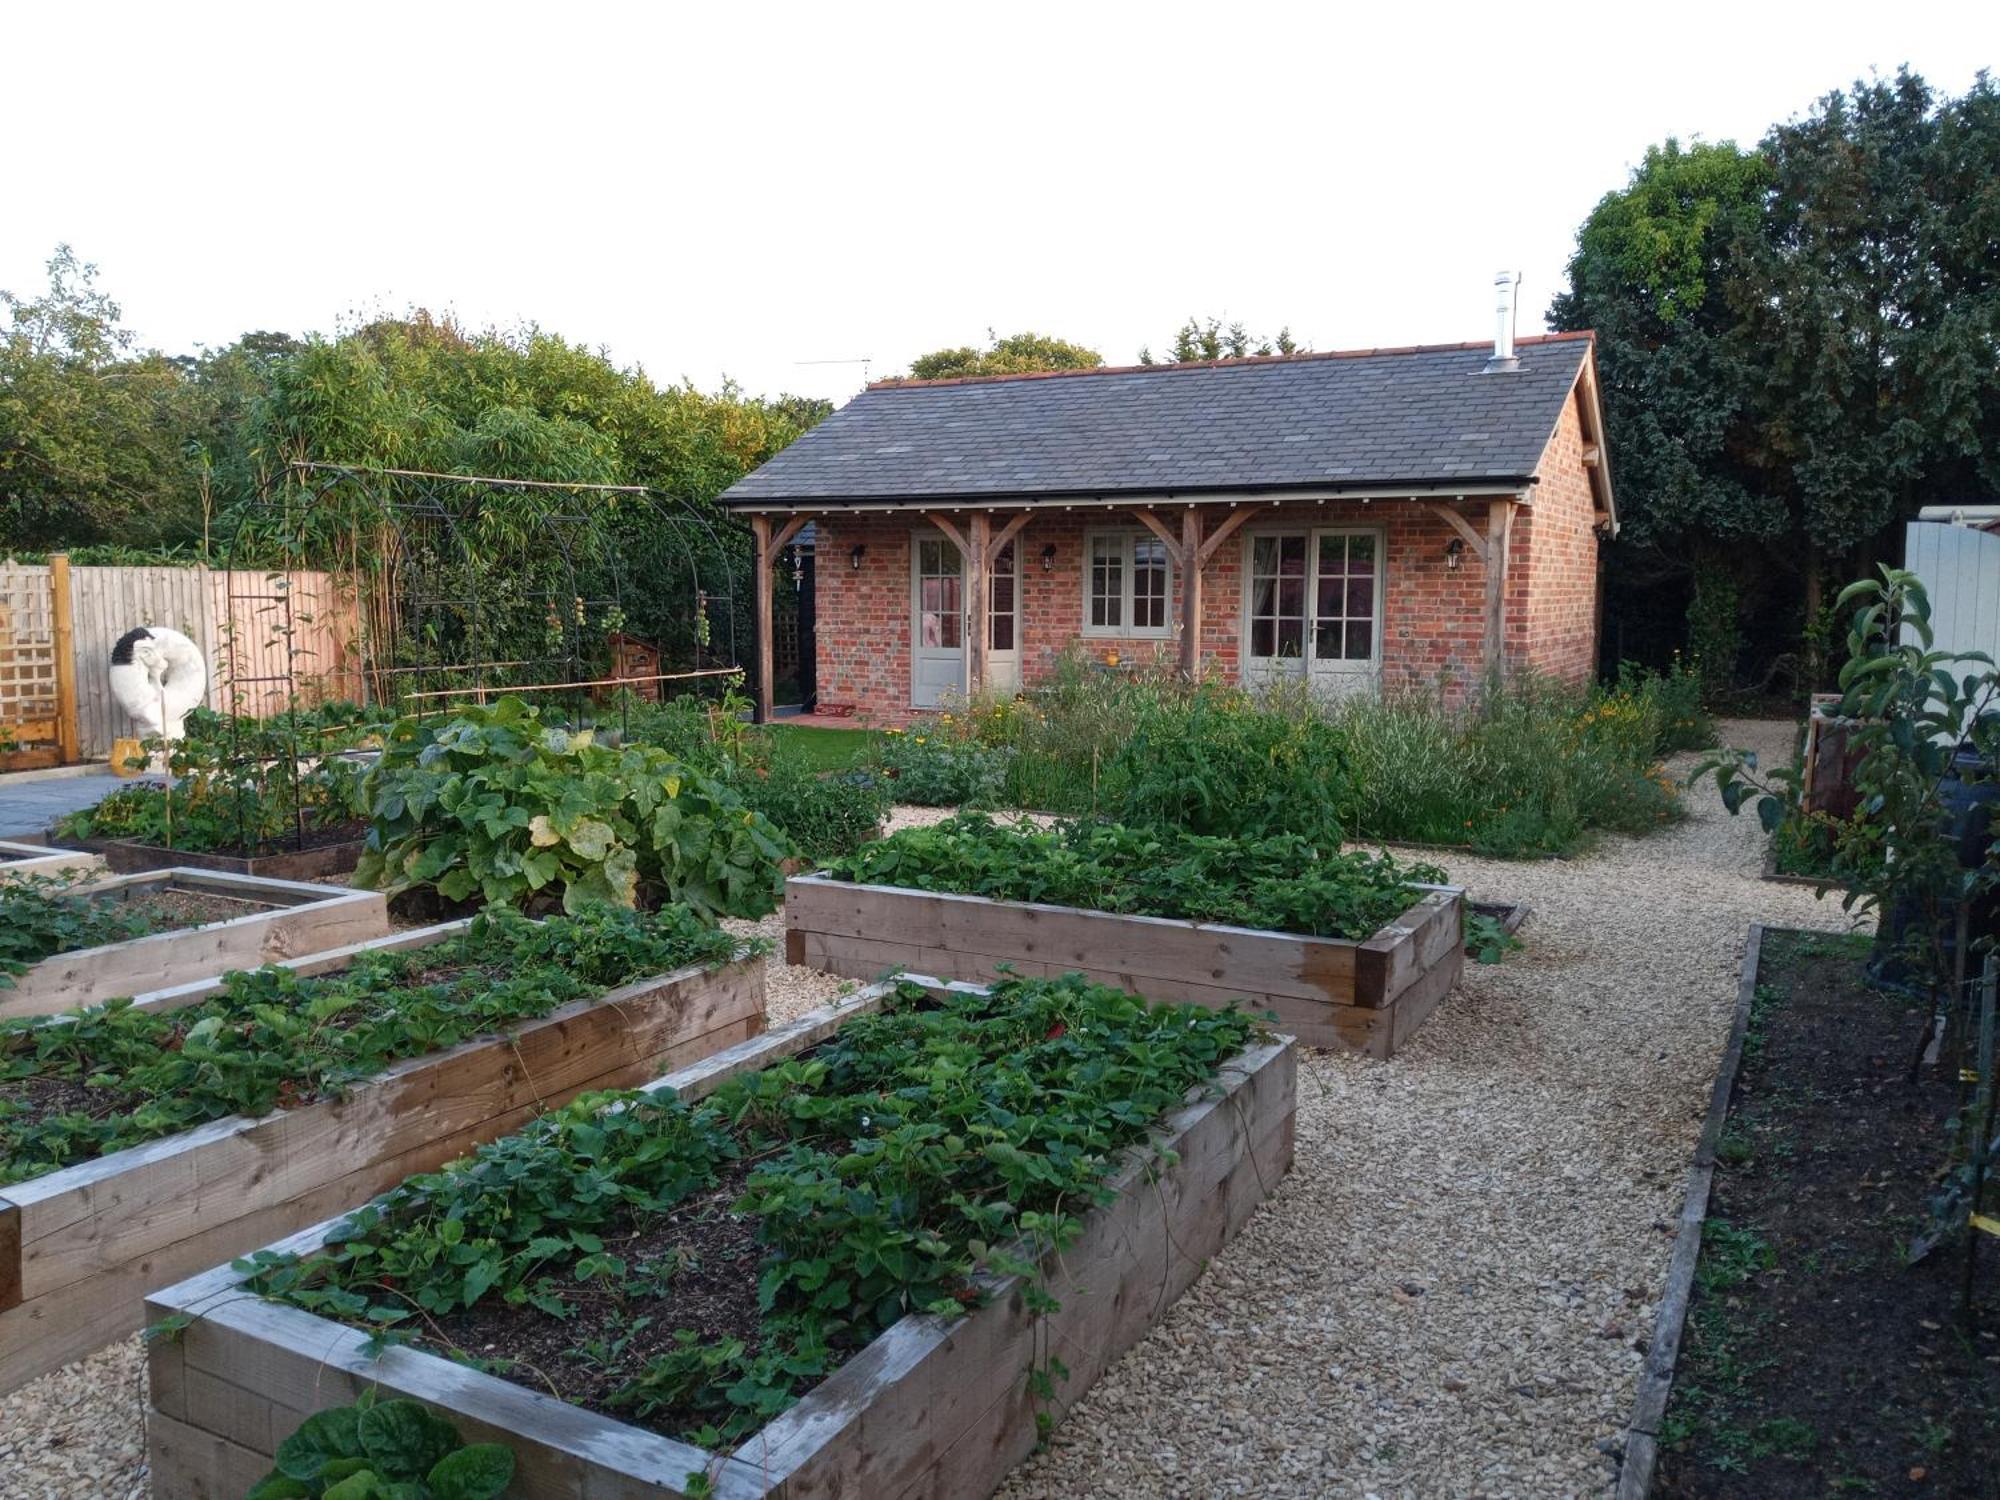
left=0, top=563, right=62, bottom=770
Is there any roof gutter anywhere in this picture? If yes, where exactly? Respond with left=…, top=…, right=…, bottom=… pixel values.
left=721, top=478, right=1539, bottom=515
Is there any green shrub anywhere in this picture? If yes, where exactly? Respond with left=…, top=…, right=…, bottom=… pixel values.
left=1335, top=676, right=1679, bottom=855
left=1106, top=683, right=1352, bottom=841
left=741, top=755, right=889, bottom=860
left=829, top=813, right=1441, bottom=940
left=1614, top=657, right=1713, bottom=753
left=872, top=728, right=1012, bottom=805
left=354, top=696, right=790, bottom=919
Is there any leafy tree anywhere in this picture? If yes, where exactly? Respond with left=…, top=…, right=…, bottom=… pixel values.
left=0, top=246, right=212, bottom=549
left=1139, top=317, right=1300, bottom=365
left=1552, top=71, right=2000, bottom=692
left=907, top=330, right=1101, bottom=380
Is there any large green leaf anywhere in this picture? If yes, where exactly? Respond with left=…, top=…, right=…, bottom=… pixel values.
left=428, top=1443, right=516, bottom=1500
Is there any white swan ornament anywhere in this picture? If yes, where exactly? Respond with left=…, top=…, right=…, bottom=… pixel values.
left=109, top=626, right=208, bottom=760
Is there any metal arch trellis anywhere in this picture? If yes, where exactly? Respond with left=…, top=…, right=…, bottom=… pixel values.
left=193, top=460, right=750, bottom=855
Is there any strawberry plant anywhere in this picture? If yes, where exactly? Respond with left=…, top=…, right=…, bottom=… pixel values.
left=353, top=696, right=791, bottom=919
left=240, top=974, right=1260, bottom=1449
left=826, top=814, right=1443, bottom=940
left=0, top=875, right=159, bottom=989
left=0, top=904, right=743, bottom=1186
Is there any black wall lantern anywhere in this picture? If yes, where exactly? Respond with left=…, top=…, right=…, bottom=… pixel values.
left=1444, top=537, right=1465, bottom=572
left=849, top=543, right=866, bottom=571
left=1040, top=543, right=1057, bottom=572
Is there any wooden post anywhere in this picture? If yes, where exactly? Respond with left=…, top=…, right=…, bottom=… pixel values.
left=1179, top=508, right=1202, bottom=679
left=1484, top=499, right=1517, bottom=684
left=965, top=513, right=990, bottom=698
left=750, top=517, right=775, bottom=724
left=48, top=553, right=78, bottom=764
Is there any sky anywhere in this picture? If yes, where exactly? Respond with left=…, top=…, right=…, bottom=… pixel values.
left=4, top=1, right=1995, bottom=407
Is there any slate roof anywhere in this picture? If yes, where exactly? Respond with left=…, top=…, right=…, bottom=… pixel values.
left=720, top=334, right=1594, bottom=508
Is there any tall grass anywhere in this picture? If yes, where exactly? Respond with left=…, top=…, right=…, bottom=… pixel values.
left=880, top=650, right=1696, bottom=858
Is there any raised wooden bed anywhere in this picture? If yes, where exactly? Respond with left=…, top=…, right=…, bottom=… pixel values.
left=786, top=873, right=1465, bottom=1057
left=0, top=868, right=389, bottom=1021
left=0, top=924, right=767, bottom=1396
left=145, top=979, right=1296, bottom=1499
left=0, top=838, right=101, bottom=882
left=92, top=830, right=367, bottom=879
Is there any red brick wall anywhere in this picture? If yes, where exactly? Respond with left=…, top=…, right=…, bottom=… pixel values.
left=1518, top=387, right=1603, bottom=685
left=812, top=501, right=1508, bottom=718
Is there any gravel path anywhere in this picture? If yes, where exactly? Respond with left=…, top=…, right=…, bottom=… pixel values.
left=993, top=717, right=1858, bottom=1499
left=0, top=722, right=1853, bottom=1498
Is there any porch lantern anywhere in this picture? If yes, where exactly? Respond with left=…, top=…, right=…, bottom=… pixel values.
left=849, top=543, right=866, bottom=571
left=1445, top=537, right=1466, bottom=571
left=1040, top=543, right=1057, bottom=572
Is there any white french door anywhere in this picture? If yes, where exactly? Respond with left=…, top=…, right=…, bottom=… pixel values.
left=1244, top=528, right=1382, bottom=698
left=987, top=538, right=1021, bottom=693
left=911, top=534, right=964, bottom=708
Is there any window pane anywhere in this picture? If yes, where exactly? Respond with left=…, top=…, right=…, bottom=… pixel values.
left=1253, top=536, right=1280, bottom=575
left=1133, top=536, right=1167, bottom=629
left=940, top=576, right=960, bottom=615
left=1347, top=576, right=1374, bottom=618
left=996, top=540, right=1016, bottom=572
left=1314, top=619, right=1343, bottom=660
left=1279, top=536, right=1307, bottom=574
left=939, top=611, right=961, bottom=648
left=938, top=544, right=961, bottom=576
left=1276, top=616, right=1304, bottom=656
left=992, top=614, right=1014, bottom=650
left=1277, top=578, right=1304, bottom=617
left=1251, top=575, right=1277, bottom=616
left=1251, top=618, right=1275, bottom=657
left=1089, top=536, right=1123, bottom=629
left=1345, top=620, right=1372, bottom=659
left=921, top=578, right=942, bottom=612
left=1348, top=533, right=1375, bottom=568
left=1316, top=576, right=1345, bottom=619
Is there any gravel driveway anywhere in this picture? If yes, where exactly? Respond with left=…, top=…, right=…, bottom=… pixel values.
left=0, top=719, right=1854, bottom=1499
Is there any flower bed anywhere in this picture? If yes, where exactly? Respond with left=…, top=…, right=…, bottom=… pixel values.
left=0, top=906, right=763, bottom=1396
left=0, top=869, right=388, bottom=1020
left=145, top=973, right=1295, bottom=1498
left=791, top=816, right=1465, bottom=1056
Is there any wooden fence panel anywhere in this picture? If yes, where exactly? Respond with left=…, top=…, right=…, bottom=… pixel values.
left=207, top=571, right=364, bottom=722
left=0, top=564, right=61, bottom=768
left=41, top=565, right=363, bottom=761
left=70, top=566, right=215, bottom=761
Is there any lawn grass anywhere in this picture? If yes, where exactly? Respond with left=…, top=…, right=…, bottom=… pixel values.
left=755, top=723, right=884, bottom=771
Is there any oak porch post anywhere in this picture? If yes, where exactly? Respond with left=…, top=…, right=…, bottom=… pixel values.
left=1179, top=507, right=1202, bottom=679
left=750, top=516, right=775, bottom=723
left=1483, top=498, right=1517, bottom=683
left=965, top=512, right=990, bottom=698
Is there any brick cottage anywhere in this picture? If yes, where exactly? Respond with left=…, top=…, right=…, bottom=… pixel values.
left=721, top=304, right=1617, bottom=721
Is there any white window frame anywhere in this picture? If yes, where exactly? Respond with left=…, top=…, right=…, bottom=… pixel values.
left=1080, top=529, right=1176, bottom=638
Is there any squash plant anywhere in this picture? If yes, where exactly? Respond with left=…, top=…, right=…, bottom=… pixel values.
left=354, top=697, right=791, bottom=919
left=245, top=1391, right=513, bottom=1500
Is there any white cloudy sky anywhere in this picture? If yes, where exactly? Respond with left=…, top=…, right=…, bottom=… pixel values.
left=4, top=1, right=1993, bottom=406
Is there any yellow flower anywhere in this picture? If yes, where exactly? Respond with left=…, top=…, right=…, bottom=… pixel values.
left=914, top=736, right=927, bottom=745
